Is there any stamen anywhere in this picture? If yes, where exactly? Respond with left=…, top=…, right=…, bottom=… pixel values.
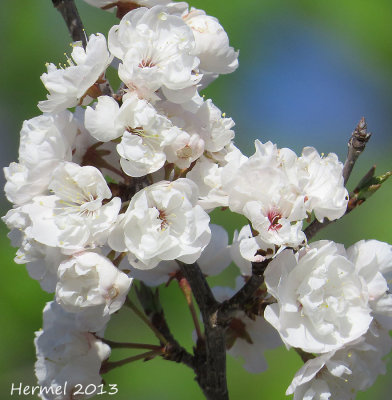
left=158, top=209, right=169, bottom=230
left=138, top=58, right=156, bottom=68
left=267, top=209, right=282, bottom=231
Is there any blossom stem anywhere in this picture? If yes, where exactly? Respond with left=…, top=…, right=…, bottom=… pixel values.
left=295, top=348, right=316, bottom=363
left=51, top=0, right=87, bottom=47
left=113, top=252, right=126, bottom=267
left=101, top=349, right=162, bottom=374
left=125, top=297, right=168, bottom=345
left=101, top=338, right=162, bottom=351
left=177, top=277, right=203, bottom=340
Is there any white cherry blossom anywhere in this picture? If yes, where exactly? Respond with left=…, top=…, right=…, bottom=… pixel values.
left=347, top=240, right=392, bottom=322
left=86, top=93, right=181, bottom=176
left=223, top=140, right=306, bottom=248
left=109, top=178, right=211, bottom=269
left=108, top=6, right=201, bottom=102
left=164, top=130, right=205, bottom=169
left=183, top=9, right=239, bottom=76
left=157, top=99, right=206, bottom=168
left=286, top=322, right=392, bottom=400
left=299, top=147, right=348, bottom=222
left=4, top=112, right=77, bottom=205
left=39, top=34, right=112, bottom=112
left=26, top=162, right=121, bottom=251
left=85, top=95, right=128, bottom=142
left=186, top=156, right=228, bottom=210
left=23, top=243, right=66, bottom=294
left=193, top=99, right=235, bottom=153
left=222, top=140, right=348, bottom=248
left=264, top=241, right=373, bottom=353
left=127, top=224, right=231, bottom=285
left=230, top=224, right=278, bottom=276
left=85, top=93, right=154, bottom=142
left=116, top=96, right=180, bottom=177
left=34, top=301, right=111, bottom=400
left=56, top=252, right=132, bottom=331
left=2, top=206, right=66, bottom=292
left=158, top=97, right=234, bottom=169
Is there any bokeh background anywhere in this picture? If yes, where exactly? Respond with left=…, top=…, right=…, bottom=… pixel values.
left=0, top=0, right=391, bottom=399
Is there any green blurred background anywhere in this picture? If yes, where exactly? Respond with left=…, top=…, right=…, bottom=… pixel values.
left=0, top=0, right=391, bottom=399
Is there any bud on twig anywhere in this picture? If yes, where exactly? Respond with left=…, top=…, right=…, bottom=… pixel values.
left=343, top=117, right=372, bottom=185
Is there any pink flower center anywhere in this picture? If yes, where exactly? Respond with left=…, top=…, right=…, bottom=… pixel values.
left=267, top=209, right=282, bottom=231
left=158, top=209, right=169, bottom=230
left=139, top=58, right=156, bottom=69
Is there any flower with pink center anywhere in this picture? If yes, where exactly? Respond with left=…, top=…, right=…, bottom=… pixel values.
left=108, top=178, right=211, bottom=269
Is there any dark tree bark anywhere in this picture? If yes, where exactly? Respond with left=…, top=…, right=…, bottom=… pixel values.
left=52, top=0, right=87, bottom=47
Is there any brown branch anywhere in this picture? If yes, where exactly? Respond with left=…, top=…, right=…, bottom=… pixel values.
left=342, top=117, right=372, bottom=185
left=52, top=0, right=87, bottom=47
left=214, top=259, right=271, bottom=326
left=303, top=218, right=330, bottom=242
left=134, top=283, right=195, bottom=371
left=177, top=261, right=228, bottom=400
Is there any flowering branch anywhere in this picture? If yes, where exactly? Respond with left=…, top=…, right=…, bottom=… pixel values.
left=52, top=0, right=87, bottom=47
left=6, top=2, right=392, bottom=399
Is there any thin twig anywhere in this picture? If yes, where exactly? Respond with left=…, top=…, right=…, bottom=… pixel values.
left=343, top=117, right=372, bottom=185
left=101, top=338, right=162, bottom=351
left=125, top=297, right=168, bottom=345
left=189, top=301, right=203, bottom=340
left=177, top=277, right=203, bottom=340
left=101, top=350, right=161, bottom=374
left=304, top=164, right=388, bottom=241
left=134, top=282, right=195, bottom=370
left=52, top=0, right=87, bottom=47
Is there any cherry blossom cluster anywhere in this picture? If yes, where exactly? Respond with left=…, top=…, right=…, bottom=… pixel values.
left=3, top=0, right=392, bottom=399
